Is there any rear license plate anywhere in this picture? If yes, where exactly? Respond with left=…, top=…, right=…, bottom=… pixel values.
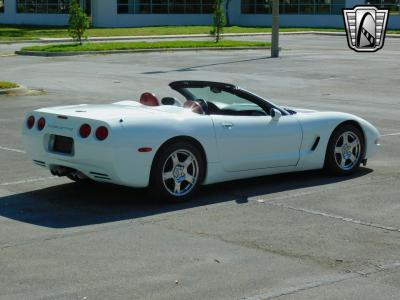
left=52, top=135, right=74, bottom=154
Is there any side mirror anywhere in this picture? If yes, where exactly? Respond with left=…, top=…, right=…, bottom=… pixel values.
left=270, top=108, right=282, bottom=121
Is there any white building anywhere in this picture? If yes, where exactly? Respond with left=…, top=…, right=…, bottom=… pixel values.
left=0, top=0, right=399, bottom=28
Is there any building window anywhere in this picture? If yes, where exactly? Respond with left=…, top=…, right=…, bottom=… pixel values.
left=241, top=0, right=345, bottom=15
left=117, top=0, right=215, bottom=14
left=366, top=0, right=400, bottom=14
left=16, top=0, right=70, bottom=14
left=0, top=0, right=4, bottom=13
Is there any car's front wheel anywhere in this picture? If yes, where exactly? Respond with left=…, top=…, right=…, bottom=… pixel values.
left=150, top=142, right=205, bottom=203
left=325, top=124, right=364, bottom=175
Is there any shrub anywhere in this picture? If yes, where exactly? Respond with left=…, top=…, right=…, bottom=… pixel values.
left=68, top=0, right=90, bottom=45
left=211, top=0, right=226, bottom=43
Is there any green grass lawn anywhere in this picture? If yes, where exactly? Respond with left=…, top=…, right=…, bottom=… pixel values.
left=2, top=25, right=399, bottom=42
left=0, top=81, right=18, bottom=89
left=0, top=25, right=348, bottom=41
left=21, top=40, right=271, bottom=53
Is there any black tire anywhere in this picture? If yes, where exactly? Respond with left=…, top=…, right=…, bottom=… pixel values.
left=325, top=124, right=364, bottom=175
left=149, top=141, right=205, bottom=203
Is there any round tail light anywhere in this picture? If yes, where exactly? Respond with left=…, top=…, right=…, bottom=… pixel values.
left=95, top=126, right=109, bottom=141
left=37, top=117, right=46, bottom=131
left=79, top=124, right=91, bottom=138
left=27, top=116, right=35, bottom=129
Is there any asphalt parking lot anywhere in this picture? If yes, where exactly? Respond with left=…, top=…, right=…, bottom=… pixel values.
left=1, top=35, right=400, bottom=300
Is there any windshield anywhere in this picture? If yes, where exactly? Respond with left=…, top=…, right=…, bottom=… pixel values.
left=178, top=86, right=268, bottom=116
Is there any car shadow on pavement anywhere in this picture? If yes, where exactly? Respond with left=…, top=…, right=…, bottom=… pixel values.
left=141, top=56, right=272, bottom=74
left=0, top=168, right=372, bottom=228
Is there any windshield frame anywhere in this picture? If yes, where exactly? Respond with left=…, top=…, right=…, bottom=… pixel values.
left=169, top=81, right=288, bottom=116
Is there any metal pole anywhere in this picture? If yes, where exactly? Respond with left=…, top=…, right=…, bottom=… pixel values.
left=271, top=0, right=280, bottom=58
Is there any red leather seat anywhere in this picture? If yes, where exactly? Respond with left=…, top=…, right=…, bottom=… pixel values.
left=183, top=100, right=205, bottom=115
left=140, top=92, right=161, bottom=107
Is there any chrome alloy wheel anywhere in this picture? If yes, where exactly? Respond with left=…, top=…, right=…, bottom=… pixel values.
left=334, top=131, right=361, bottom=171
left=162, top=149, right=199, bottom=197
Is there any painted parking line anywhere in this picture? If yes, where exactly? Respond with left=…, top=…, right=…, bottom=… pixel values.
left=248, top=176, right=400, bottom=233
left=0, top=146, right=26, bottom=154
left=381, top=132, right=400, bottom=137
left=0, top=131, right=398, bottom=154
left=0, top=131, right=396, bottom=187
left=265, top=201, right=400, bottom=233
left=245, top=262, right=400, bottom=300
left=0, top=177, right=57, bottom=187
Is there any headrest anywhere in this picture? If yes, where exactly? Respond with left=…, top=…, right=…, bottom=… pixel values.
left=140, top=92, right=160, bottom=107
left=183, top=100, right=205, bottom=115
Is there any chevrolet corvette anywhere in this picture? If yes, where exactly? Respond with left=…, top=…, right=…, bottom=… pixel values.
left=22, top=81, right=380, bottom=202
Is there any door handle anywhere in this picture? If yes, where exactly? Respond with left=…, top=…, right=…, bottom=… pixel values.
left=221, top=122, right=234, bottom=129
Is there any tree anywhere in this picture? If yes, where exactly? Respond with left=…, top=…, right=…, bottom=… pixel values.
left=211, top=0, right=226, bottom=43
left=68, top=0, right=90, bottom=45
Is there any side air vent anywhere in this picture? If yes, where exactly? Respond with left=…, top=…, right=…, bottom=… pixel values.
left=33, top=160, right=46, bottom=167
left=311, top=137, right=320, bottom=151
left=90, top=171, right=111, bottom=180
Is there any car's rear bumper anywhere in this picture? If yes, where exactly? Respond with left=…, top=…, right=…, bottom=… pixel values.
left=22, top=116, right=152, bottom=188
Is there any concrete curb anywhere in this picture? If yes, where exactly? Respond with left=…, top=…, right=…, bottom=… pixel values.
left=36, top=31, right=346, bottom=43
left=2, top=31, right=399, bottom=45
left=15, top=46, right=271, bottom=57
left=0, top=85, right=27, bottom=95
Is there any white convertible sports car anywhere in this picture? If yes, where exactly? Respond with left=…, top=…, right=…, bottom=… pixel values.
left=22, top=81, right=380, bottom=202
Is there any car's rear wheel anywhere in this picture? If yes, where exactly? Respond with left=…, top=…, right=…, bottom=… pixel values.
left=325, top=124, right=364, bottom=175
left=150, top=142, right=205, bottom=203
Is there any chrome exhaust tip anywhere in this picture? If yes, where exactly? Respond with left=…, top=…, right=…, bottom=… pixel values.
left=50, top=166, right=75, bottom=177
